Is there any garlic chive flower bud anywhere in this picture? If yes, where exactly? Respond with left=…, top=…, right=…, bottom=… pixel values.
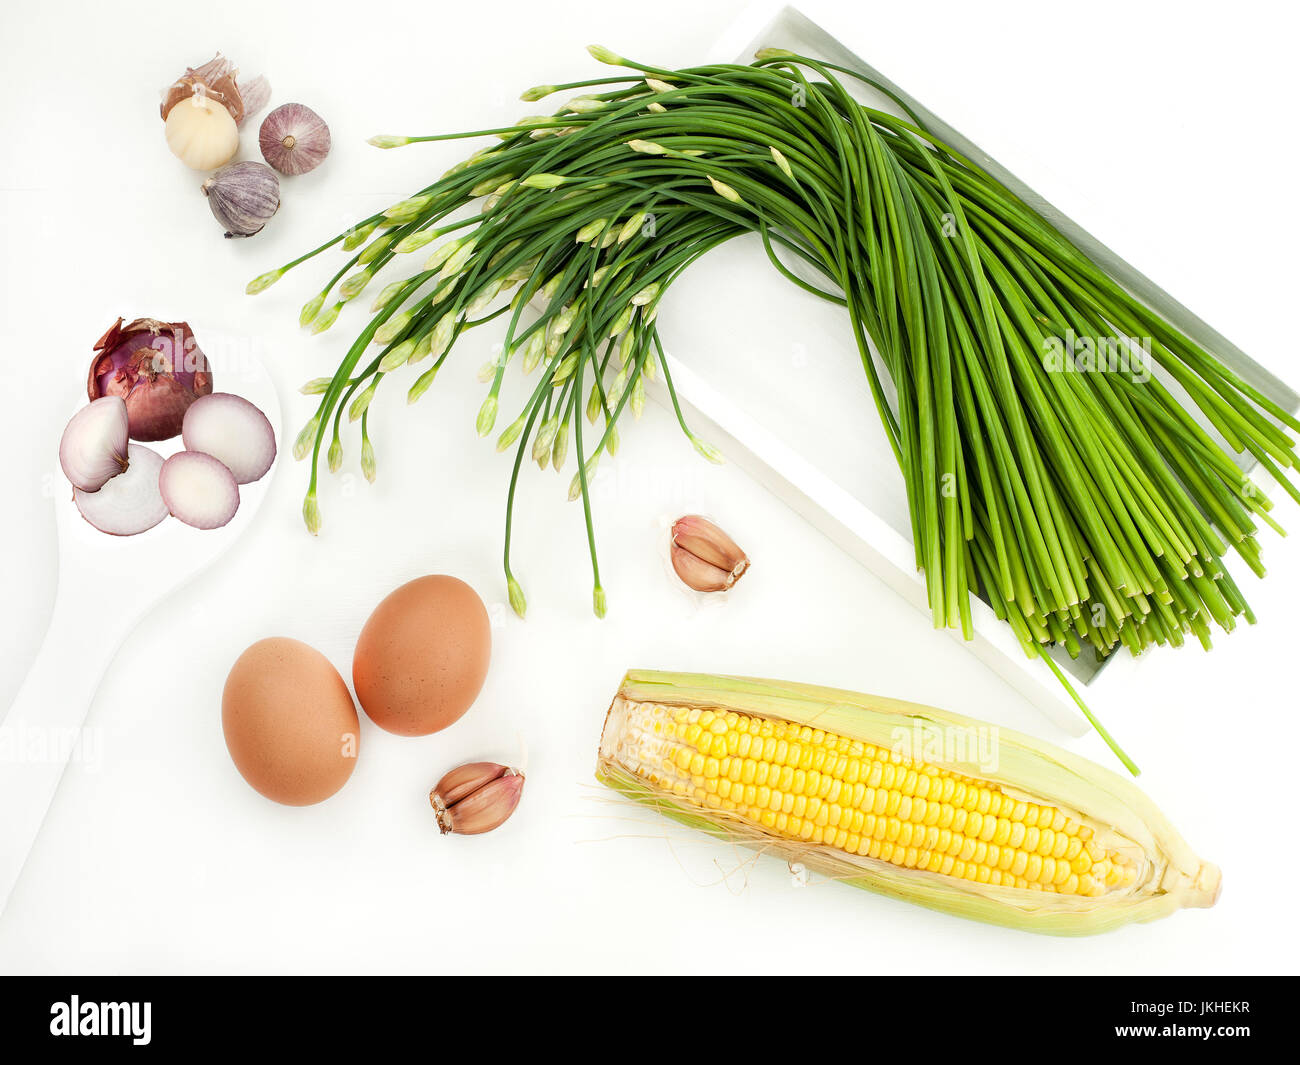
left=507, top=576, right=527, bottom=617
left=631, top=282, right=659, bottom=306
left=568, top=457, right=599, bottom=501
left=246, top=268, right=284, bottom=295
left=302, top=493, right=322, bottom=535
left=576, top=218, right=608, bottom=243
left=587, top=44, right=625, bottom=66
left=551, top=422, right=570, bottom=470
left=424, top=237, right=462, bottom=271
left=691, top=436, right=725, bottom=464
left=299, top=293, right=326, bottom=327
left=552, top=353, right=579, bottom=384
left=476, top=394, right=499, bottom=437
left=564, top=96, right=606, bottom=114
left=467, top=279, right=502, bottom=314
left=754, top=47, right=796, bottom=60
left=408, top=366, right=438, bottom=404
left=310, top=301, right=342, bottom=335
left=521, top=331, right=546, bottom=374
left=394, top=228, right=439, bottom=254
left=496, top=417, right=526, bottom=452
left=520, top=84, right=556, bottom=102
left=646, top=102, right=667, bottom=114
left=339, top=269, right=373, bottom=301
left=519, top=172, right=566, bottom=190
left=409, top=332, right=434, bottom=364
left=361, top=436, right=377, bottom=483
left=367, top=134, right=411, bottom=149
left=608, top=305, right=634, bottom=338
left=770, top=146, right=794, bottom=179
left=593, top=585, right=607, bottom=618
left=440, top=238, right=477, bottom=278
left=349, top=382, right=377, bottom=422
left=533, top=417, right=559, bottom=462
left=342, top=223, right=376, bottom=251
left=380, top=340, right=416, bottom=372
left=327, top=437, right=344, bottom=473
left=586, top=383, right=601, bottom=423
left=430, top=312, right=456, bottom=357
left=618, top=213, right=647, bottom=243
left=374, top=310, right=412, bottom=346
left=384, top=194, right=433, bottom=223
left=292, top=416, right=321, bottom=461
left=707, top=175, right=743, bottom=204
left=357, top=233, right=393, bottom=265
left=627, top=139, right=667, bottom=155
left=606, top=424, right=620, bottom=456
left=300, top=377, right=333, bottom=396
left=645, top=77, right=675, bottom=93
left=631, top=375, right=646, bottom=418
left=371, top=279, right=408, bottom=313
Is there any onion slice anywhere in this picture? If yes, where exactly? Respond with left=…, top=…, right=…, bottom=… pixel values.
left=59, top=397, right=130, bottom=492
left=74, top=443, right=168, bottom=536
left=159, top=451, right=240, bottom=529
left=181, top=393, right=276, bottom=484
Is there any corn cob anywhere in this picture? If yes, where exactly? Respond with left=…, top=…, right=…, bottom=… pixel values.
left=596, top=671, right=1219, bottom=935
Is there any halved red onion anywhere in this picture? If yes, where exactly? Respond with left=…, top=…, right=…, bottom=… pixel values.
left=181, top=393, right=276, bottom=484
left=159, top=451, right=240, bottom=529
left=59, top=396, right=130, bottom=491
left=74, top=443, right=168, bottom=536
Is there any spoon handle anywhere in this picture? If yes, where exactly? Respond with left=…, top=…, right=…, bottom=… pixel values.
left=0, top=581, right=128, bottom=917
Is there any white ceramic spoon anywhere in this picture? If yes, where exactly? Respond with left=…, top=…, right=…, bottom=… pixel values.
left=0, top=345, right=280, bottom=915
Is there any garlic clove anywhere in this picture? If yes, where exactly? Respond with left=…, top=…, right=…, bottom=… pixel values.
left=201, top=161, right=280, bottom=238
left=259, top=103, right=331, bottom=176
left=429, top=762, right=524, bottom=835
left=671, top=543, right=735, bottom=593
left=165, top=91, right=239, bottom=171
left=670, top=515, right=749, bottom=592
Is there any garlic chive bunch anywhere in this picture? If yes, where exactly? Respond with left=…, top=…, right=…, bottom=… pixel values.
left=252, top=46, right=1300, bottom=768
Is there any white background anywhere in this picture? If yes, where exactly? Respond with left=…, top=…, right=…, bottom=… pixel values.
left=2, top=0, right=1298, bottom=974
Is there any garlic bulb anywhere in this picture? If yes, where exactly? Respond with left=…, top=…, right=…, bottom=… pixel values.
left=259, top=103, right=331, bottom=176
left=201, top=162, right=280, bottom=238
left=164, top=90, right=239, bottom=170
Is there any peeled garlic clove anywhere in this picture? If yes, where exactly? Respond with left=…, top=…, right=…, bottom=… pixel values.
left=430, top=762, right=524, bottom=835
left=259, top=102, right=331, bottom=176
left=202, top=161, right=280, bottom=238
left=165, top=91, right=239, bottom=170
left=670, top=515, right=749, bottom=591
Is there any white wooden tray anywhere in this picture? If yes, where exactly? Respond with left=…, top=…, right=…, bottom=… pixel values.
left=649, top=2, right=1300, bottom=735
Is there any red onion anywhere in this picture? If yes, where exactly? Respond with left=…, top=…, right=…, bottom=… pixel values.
left=59, top=396, right=129, bottom=492
left=182, top=393, right=276, bottom=484
left=74, top=443, right=168, bottom=536
left=159, top=451, right=239, bottom=529
left=87, top=318, right=213, bottom=442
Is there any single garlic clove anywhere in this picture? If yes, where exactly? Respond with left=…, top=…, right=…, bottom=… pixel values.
left=671, top=543, right=735, bottom=593
left=430, top=762, right=524, bottom=835
left=259, top=102, right=331, bottom=176
left=670, top=515, right=749, bottom=592
left=201, top=161, right=280, bottom=238
left=165, top=91, right=239, bottom=170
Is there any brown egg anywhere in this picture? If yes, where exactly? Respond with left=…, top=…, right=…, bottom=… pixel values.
left=352, top=575, right=491, bottom=736
left=222, top=637, right=360, bottom=805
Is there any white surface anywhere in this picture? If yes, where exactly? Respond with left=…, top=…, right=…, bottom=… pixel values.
left=1, top=0, right=1297, bottom=975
